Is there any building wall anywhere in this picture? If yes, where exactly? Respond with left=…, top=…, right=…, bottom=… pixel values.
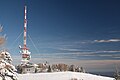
left=22, top=67, right=35, bottom=74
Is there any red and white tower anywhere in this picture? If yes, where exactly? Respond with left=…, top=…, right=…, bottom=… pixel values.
left=19, top=6, right=31, bottom=64
left=24, top=6, right=27, bottom=49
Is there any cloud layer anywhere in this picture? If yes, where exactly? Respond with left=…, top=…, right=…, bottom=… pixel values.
left=94, top=39, right=120, bottom=43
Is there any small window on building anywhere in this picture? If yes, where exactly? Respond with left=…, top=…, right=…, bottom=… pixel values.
left=27, top=69, right=30, bottom=71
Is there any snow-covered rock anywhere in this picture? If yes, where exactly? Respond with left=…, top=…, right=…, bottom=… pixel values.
left=18, top=72, right=114, bottom=80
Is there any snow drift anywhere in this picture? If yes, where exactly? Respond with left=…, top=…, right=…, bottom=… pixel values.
left=18, top=72, right=114, bottom=80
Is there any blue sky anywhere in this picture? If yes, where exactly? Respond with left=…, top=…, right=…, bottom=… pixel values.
left=0, top=0, right=120, bottom=72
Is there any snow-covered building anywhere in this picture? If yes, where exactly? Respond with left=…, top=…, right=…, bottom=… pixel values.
left=21, top=63, right=37, bottom=74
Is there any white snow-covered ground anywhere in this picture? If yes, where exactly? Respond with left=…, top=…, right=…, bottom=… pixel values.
left=18, top=72, right=114, bottom=80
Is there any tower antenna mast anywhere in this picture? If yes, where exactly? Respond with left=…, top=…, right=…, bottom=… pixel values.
left=19, top=6, right=31, bottom=64
left=24, top=6, right=27, bottom=49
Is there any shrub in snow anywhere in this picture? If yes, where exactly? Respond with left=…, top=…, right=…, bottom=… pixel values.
left=47, top=65, right=52, bottom=72
left=70, top=78, right=78, bottom=80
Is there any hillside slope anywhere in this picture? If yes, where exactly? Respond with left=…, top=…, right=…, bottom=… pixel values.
left=18, top=72, right=114, bottom=80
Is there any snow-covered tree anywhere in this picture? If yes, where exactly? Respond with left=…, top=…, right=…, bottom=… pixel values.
left=0, top=50, right=18, bottom=80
